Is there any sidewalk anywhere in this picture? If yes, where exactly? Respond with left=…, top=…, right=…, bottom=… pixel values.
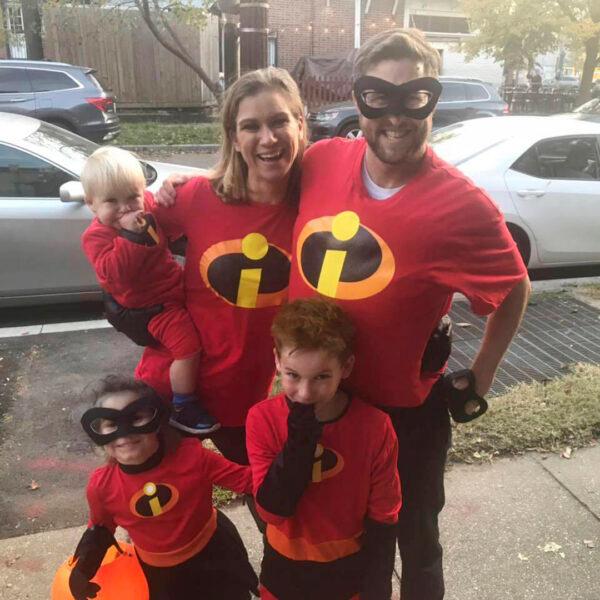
left=1, top=446, right=598, bottom=600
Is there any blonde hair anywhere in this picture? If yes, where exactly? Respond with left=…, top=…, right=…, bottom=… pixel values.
left=354, top=28, right=441, bottom=79
left=210, top=67, right=307, bottom=204
left=81, top=146, right=146, bottom=203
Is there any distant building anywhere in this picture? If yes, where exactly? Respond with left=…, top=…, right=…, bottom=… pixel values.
left=268, top=0, right=503, bottom=86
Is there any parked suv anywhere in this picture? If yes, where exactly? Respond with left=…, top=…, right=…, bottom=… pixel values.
left=307, top=76, right=509, bottom=141
left=0, top=60, right=120, bottom=142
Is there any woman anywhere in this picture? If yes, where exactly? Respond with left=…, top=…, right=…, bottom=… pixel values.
left=137, top=67, right=306, bottom=464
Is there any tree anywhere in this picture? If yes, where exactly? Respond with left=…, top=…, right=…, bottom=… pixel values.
left=21, top=0, right=44, bottom=59
left=553, top=0, right=600, bottom=102
left=460, top=0, right=562, bottom=86
left=133, top=0, right=222, bottom=101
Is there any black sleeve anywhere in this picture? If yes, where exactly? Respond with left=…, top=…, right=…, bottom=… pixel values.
left=118, top=213, right=160, bottom=247
left=256, top=402, right=322, bottom=517
left=361, top=518, right=397, bottom=600
left=69, top=526, right=119, bottom=599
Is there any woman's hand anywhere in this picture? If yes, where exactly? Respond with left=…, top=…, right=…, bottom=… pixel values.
left=155, top=173, right=196, bottom=207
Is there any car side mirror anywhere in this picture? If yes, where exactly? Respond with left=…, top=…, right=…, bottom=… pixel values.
left=60, top=181, right=85, bottom=203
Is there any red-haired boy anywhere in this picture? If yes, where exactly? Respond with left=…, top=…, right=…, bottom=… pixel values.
left=246, top=298, right=401, bottom=600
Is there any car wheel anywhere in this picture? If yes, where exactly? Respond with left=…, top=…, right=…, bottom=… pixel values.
left=339, top=122, right=362, bottom=140
left=507, top=224, right=531, bottom=266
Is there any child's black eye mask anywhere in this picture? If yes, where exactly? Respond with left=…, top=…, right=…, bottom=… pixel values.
left=81, top=396, right=166, bottom=446
left=353, top=76, right=442, bottom=120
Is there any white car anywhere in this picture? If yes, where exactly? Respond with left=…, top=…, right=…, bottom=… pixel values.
left=0, top=112, right=204, bottom=307
left=431, top=116, right=600, bottom=269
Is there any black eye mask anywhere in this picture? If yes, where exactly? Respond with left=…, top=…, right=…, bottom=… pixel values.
left=353, top=76, right=442, bottom=120
left=81, top=395, right=167, bottom=446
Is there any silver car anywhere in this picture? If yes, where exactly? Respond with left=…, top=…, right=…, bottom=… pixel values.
left=0, top=112, right=203, bottom=307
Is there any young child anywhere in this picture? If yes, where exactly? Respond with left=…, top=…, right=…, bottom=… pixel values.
left=80, top=146, right=218, bottom=435
left=246, top=298, right=402, bottom=600
left=70, top=375, right=258, bottom=600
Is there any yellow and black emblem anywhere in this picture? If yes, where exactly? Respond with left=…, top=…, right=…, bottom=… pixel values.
left=312, top=444, right=344, bottom=483
left=129, top=482, right=179, bottom=518
left=200, top=233, right=291, bottom=308
left=296, top=211, right=395, bottom=300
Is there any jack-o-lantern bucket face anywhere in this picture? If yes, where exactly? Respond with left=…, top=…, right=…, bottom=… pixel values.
left=51, top=543, right=149, bottom=600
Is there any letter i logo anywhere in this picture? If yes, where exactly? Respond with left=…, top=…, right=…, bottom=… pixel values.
left=143, top=482, right=162, bottom=516
left=237, top=233, right=269, bottom=308
left=317, top=211, right=360, bottom=297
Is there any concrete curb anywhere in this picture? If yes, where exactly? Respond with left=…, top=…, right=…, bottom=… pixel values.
left=120, top=144, right=219, bottom=153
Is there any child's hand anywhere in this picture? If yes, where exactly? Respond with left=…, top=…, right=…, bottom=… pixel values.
left=118, top=210, right=146, bottom=233
left=69, top=569, right=101, bottom=599
left=287, top=402, right=322, bottom=444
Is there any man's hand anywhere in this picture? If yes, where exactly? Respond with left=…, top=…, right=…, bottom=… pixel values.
left=117, top=210, right=145, bottom=233
left=155, top=173, right=196, bottom=207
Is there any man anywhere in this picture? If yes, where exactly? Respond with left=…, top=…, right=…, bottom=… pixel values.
left=288, top=29, right=530, bottom=599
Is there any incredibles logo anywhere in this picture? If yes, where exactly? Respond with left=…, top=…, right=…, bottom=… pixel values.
left=129, top=482, right=179, bottom=518
left=312, top=444, right=344, bottom=483
left=143, top=214, right=160, bottom=245
left=200, top=233, right=291, bottom=308
left=297, top=211, right=395, bottom=300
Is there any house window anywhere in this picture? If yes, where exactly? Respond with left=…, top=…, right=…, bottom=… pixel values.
left=268, top=35, right=277, bottom=67
left=7, top=4, right=24, bottom=34
left=409, top=14, right=470, bottom=35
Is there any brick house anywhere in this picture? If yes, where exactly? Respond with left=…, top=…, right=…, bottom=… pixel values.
left=268, top=0, right=503, bottom=85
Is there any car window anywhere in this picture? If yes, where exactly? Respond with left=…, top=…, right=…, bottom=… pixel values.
left=512, top=137, right=600, bottom=181
left=574, top=98, right=600, bottom=114
left=0, top=143, right=72, bottom=197
left=439, top=82, right=466, bottom=102
left=465, top=84, right=489, bottom=101
left=0, top=67, right=32, bottom=93
left=28, top=69, right=78, bottom=92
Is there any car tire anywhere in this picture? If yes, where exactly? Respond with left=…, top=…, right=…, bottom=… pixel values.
left=338, top=122, right=362, bottom=140
left=507, top=224, right=531, bottom=266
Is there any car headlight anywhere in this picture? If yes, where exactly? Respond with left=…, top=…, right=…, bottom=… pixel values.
left=315, top=111, right=339, bottom=121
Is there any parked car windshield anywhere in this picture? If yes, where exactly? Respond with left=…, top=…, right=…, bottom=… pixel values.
left=573, top=98, right=600, bottom=114
left=430, top=122, right=510, bottom=165
left=23, top=122, right=98, bottom=174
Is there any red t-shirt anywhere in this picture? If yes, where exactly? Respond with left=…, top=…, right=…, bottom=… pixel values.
left=81, top=191, right=183, bottom=308
left=246, top=393, right=401, bottom=564
left=289, top=138, right=527, bottom=408
left=86, top=438, right=251, bottom=567
left=135, top=177, right=297, bottom=426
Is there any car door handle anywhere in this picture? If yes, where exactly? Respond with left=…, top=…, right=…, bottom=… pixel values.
left=8, top=97, right=28, bottom=103
left=517, top=189, right=546, bottom=198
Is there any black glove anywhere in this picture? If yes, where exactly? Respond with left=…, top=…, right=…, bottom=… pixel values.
left=444, top=369, right=488, bottom=423
left=102, top=291, right=163, bottom=347
left=421, top=315, right=452, bottom=373
left=256, top=402, right=323, bottom=517
left=69, top=526, right=121, bottom=600
left=361, top=518, right=397, bottom=600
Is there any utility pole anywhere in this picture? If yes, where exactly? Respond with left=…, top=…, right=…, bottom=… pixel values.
left=239, top=1, right=268, bottom=72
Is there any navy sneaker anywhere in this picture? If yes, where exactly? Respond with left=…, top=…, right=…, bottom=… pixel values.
left=169, top=403, right=221, bottom=435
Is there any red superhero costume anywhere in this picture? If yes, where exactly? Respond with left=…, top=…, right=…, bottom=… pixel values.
left=246, top=393, right=401, bottom=600
left=81, top=191, right=200, bottom=360
left=289, top=137, right=528, bottom=409
left=87, top=438, right=250, bottom=566
left=135, top=177, right=297, bottom=427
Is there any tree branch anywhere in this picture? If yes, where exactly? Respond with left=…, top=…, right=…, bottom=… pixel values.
left=135, top=0, right=221, bottom=101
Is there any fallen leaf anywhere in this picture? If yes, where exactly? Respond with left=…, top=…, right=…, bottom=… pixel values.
left=28, top=480, right=40, bottom=491
left=583, top=540, right=595, bottom=549
left=517, top=553, right=529, bottom=561
left=456, top=322, right=472, bottom=328
left=561, top=447, right=572, bottom=459
left=539, top=542, right=562, bottom=553
left=559, top=552, right=565, bottom=558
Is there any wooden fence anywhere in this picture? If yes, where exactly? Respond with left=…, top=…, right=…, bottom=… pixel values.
left=299, top=76, right=352, bottom=111
left=43, top=6, right=219, bottom=109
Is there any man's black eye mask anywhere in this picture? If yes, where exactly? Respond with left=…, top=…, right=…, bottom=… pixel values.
left=353, top=76, right=442, bottom=120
